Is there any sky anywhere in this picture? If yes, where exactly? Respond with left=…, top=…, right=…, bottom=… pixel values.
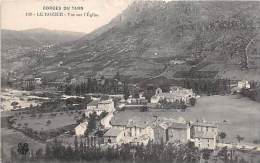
left=2, top=0, right=253, bottom=33
left=1, top=0, right=134, bottom=33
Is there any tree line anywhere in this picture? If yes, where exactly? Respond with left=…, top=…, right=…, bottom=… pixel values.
left=61, top=77, right=130, bottom=100
left=10, top=139, right=202, bottom=163
left=10, top=138, right=257, bottom=163
left=183, top=79, right=232, bottom=95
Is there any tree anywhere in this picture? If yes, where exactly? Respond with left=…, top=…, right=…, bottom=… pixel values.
left=65, top=145, right=74, bottom=160
left=65, top=85, right=72, bottom=95
left=114, top=71, right=121, bottom=81
left=124, top=91, right=130, bottom=100
left=219, top=132, right=226, bottom=143
left=140, top=106, right=148, bottom=112
left=45, top=143, right=52, bottom=159
left=46, top=120, right=51, bottom=126
left=180, top=100, right=187, bottom=110
left=24, top=123, right=28, bottom=128
left=99, top=111, right=108, bottom=119
left=35, top=148, right=43, bottom=159
left=202, top=149, right=211, bottom=161
left=74, top=136, right=78, bottom=152
left=11, top=101, right=19, bottom=109
left=87, top=112, right=97, bottom=132
left=236, top=135, right=244, bottom=143
left=189, top=97, right=196, bottom=106
left=123, top=81, right=130, bottom=100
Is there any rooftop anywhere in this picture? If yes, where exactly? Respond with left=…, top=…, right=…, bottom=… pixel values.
left=168, top=122, right=188, bottom=129
left=193, top=131, right=216, bottom=139
left=87, top=100, right=99, bottom=107
left=192, top=122, right=217, bottom=128
left=75, top=121, right=88, bottom=130
left=111, top=110, right=188, bottom=129
left=104, top=128, right=122, bottom=137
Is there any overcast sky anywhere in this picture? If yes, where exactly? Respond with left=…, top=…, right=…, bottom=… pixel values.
left=1, top=0, right=134, bottom=33
left=2, top=0, right=253, bottom=33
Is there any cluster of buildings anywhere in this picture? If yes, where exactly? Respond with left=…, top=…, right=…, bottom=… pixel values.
left=103, top=119, right=154, bottom=145
left=23, top=76, right=43, bottom=90
left=151, top=87, right=196, bottom=105
left=85, top=97, right=115, bottom=116
left=104, top=116, right=218, bottom=150
left=73, top=85, right=218, bottom=150
left=126, top=92, right=147, bottom=105
left=75, top=96, right=116, bottom=136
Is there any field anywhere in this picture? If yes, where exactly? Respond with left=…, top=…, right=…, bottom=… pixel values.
left=112, top=95, right=260, bottom=143
left=1, top=128, right=46, bottom=161
left=12, top=111, right=79, bottom=131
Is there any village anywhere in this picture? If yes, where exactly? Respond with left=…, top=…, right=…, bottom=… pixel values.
left=1, top=73, right=260, bottom=163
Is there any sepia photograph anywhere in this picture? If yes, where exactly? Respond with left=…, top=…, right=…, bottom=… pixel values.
left=1, top=0, right=260, bottom=163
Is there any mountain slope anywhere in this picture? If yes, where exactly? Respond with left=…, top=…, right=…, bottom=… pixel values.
left=1, top=28, right=85, bottom=76
left=8, top=1, right=260, bottom=81
left=2, top=28, right=85, bottom=51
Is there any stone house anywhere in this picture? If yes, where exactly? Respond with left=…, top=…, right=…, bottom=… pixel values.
left=153, top=121, right=191, bottom=144
left=190, top=121, right=218, bottom=149
left=86, top=98, right=115, bottom=116
left=168, top=122, right=191, bottom=143
left=108, top=119, right=154, bottom=145
left=103, top=127, right=125, bottom=144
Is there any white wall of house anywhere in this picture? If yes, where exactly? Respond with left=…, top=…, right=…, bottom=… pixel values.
left=123, top=126, right=154, bottom=144
left=75, top=122, right=88, bottom=136
left=194, top=137, right=216, bottom=150
left=238, top=80, right=250, bottom=89
left=191, top=124, right=218, bottom=149
left=101, top=113, right=113, bottom=129
left=97, top=99, right=115, bottom=112
left=104, top=130, right=125, bottom=144
left=192, top=125, right=218, bottom=137
left=151, top=96, right=160, bottom=103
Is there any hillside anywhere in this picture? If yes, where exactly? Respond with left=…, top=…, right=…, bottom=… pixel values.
left=1, top=28, right=85, bottom=75
left=6, top=1, right=260, bottom=81
left=2, top=28, right=84, bottom=51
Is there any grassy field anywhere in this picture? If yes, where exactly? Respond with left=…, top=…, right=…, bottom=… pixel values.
left=112, top=95, right=260, bottom=143
left=12, top=112, right=79, bottom=131
left=1, top=128, right=46, bottom=161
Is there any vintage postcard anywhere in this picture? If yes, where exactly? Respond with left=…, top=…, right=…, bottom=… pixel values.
left=1, top=0, right=260, bottom=163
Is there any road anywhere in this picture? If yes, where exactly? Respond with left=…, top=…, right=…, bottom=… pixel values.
left=217, top=142, right=260, bottom=151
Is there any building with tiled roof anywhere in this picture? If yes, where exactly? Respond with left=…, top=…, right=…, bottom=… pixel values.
left=85, top=98, right=115, bottom=116
left=190, top=121, right=218, bottom=149
left=103, top=127, right=125, bottom=144
left=167, top=122, right=191, bottom=143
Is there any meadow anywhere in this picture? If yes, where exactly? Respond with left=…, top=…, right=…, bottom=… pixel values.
left=113, top=95, right=260, bottom=144
left=1, top=128, right=46, bottom=160
left=11, top=111, right=79, bottom=131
